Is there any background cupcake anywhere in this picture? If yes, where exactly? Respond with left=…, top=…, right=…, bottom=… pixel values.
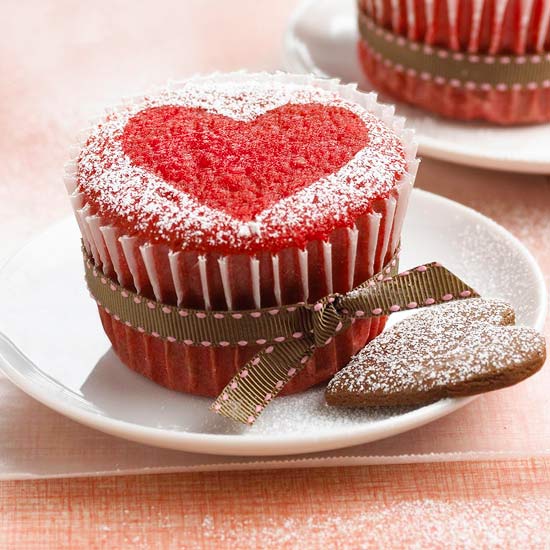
left=66, top=72, right=418, bottom=397
left=358, top=0, right=550, bottom=124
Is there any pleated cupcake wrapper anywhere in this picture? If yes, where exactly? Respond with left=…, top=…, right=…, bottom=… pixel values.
left=358, top=11, right=550, bottom=91
left=65, top=72, right=418, bottom=398
left=358, top=0, right=550, bottom=55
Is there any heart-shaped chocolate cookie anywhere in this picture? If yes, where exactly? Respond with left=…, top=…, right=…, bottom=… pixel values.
left=326, top=298, right=546, bottom=407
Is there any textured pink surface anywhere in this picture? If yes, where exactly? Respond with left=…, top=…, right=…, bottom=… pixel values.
left=1, top=0, right=550, bottom=547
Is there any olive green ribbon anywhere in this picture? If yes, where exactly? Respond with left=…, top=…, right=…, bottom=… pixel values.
left=358, top=10, right=550, bottom=88
left=83, top=247, right=480, bottom=424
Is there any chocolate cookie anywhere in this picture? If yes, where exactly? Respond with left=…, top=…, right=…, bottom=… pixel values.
left=325, top=298, right=546, bottom=407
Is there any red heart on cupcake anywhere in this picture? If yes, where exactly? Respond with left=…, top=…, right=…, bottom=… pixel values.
left=121, top=104, right=370, bottom=221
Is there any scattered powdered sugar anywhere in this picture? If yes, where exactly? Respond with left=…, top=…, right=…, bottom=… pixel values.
left=327, top=299, right=545, bottom=404
left=248, top=388, right=413, bottom=435
left=76, top=76, right=407, bottom=253
left=196, top=384, right=414, bottom=436
left=455, top=222, right=544, bottom=325
left=199, top=497, right=550, bottom=548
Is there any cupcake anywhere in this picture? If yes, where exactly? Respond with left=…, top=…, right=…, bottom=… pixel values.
left=358, top=0, right=550, bottom=124
left=66, top=72, right=417, bottom=397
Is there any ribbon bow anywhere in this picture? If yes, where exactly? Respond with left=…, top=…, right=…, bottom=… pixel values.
left=211, top=261, right=479, bottom=424
left=83, top=248, right=479, bottom=425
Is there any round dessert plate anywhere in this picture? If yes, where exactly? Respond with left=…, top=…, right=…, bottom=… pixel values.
left=0, top=190, right=546, bottom=456
left=284, top=0, right=550, bottom=174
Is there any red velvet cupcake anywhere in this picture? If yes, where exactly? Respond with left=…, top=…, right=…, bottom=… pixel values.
left=358, top=0, right=550, bottom=124
left=66, top=73, right=417, bottom=397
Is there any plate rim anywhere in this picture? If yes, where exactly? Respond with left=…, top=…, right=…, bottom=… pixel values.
left=0, top=189, right=546, bottom=456
left=283, top=0, right=550, bottom=175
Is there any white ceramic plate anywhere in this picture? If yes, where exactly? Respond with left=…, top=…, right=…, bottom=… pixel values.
left=284, top=0, right=550, bottom=174
left=0, top=190, right=546, bottom=456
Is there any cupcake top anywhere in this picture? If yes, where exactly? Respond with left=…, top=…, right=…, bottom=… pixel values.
left=76, top=74, right=408, bottom=254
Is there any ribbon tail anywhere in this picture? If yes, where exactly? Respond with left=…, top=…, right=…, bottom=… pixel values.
left=342, top=262, right=480, bottom=316
left=211, top=338, right=315, bottom=425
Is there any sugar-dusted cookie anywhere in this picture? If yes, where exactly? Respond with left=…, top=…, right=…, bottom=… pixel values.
left=325, top=299, right=546, bottom=407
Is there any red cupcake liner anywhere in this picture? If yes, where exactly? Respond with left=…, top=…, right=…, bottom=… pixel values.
left=358, top=39, right=550, bottom=124
left=67, top=76, right=418, bottom=397
left=358, top=0, right=550, bottom=124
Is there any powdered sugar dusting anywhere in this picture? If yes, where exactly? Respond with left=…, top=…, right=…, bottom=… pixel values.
left=327, top=299, right=545, bottom=404
left=76, top=74, right=407, bottom=253
left=199, top=386, right=414, bottom=435
left=199, top=497, right=550, bottom=548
